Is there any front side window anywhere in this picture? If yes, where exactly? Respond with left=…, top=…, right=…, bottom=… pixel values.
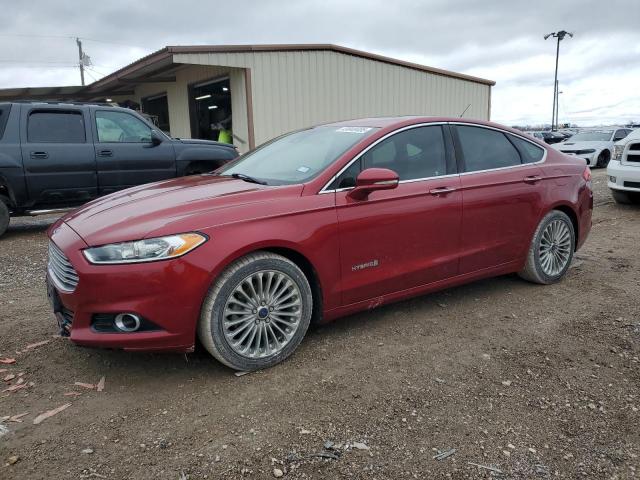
left=613, top=129, right=629, bottom=141
left=362, top=126, right=447, bottom=181
left=28, top=110, right=85, bottom=143
left=456, top=126, right=521, bottom=172
left=220, top=126, right=378, bottom=185
left=96, top=111, right=152, bottom=143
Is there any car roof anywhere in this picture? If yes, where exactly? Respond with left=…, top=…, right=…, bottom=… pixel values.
left=322, top=116, right=501, bottom=129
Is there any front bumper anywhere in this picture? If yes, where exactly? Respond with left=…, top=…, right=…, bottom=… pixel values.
left=607, top=160, right=640, bottom=192
left=47, top=221, right=212, bottom=352
left=561, top=151, right=597, bottom=166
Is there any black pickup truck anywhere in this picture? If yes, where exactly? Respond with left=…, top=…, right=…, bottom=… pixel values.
left=0, top=102, right=238, bottom=237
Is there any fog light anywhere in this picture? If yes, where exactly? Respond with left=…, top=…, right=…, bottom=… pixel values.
left=114, top=313, right=142, bottom=332
left=609, top=176, right=617, bottom=183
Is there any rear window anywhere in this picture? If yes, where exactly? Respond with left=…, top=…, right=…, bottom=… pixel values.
left=28, top=110, right=85, bottom=143
left=0, top=105, right=11, bottom=140
left=508, top=134, right=545, bottom=163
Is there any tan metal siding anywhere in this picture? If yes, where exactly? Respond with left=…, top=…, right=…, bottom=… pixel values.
left=174, top=51, right=491, bottom=147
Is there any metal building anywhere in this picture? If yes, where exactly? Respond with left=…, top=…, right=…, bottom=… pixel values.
left=0, top=45, right=494, bottom=153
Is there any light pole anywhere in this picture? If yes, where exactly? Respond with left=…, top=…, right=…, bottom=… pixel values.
left=544, top=30, right=573, bottom=131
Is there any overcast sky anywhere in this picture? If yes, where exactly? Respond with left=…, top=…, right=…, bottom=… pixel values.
left=1, top=0, right=638, bottom=126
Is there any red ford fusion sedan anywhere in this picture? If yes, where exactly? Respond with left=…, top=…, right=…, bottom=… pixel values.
left=47, top=117, right=593, bottom=371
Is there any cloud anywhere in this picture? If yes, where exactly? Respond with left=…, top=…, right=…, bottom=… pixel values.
left=0, top=0, right=638, bottom=126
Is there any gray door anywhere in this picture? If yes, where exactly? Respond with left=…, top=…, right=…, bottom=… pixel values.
left=20, top=107, right=97, bottom=207
left=92, top=109, right=176, bottom=195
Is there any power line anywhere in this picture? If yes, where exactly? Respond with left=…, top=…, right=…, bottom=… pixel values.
left=0, top=33, right=145, bottom=49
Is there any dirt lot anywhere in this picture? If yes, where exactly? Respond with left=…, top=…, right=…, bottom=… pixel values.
left=0, top=169, right=638, bottom=479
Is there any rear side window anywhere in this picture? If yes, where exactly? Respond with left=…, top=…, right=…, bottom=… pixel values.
left=28, top=110, right=85, bottom=143
left=0, top=105, right=11, bottom=140
left=508, top=134, right=545, bottom=163
left=456, top=126, right=521, bottom=172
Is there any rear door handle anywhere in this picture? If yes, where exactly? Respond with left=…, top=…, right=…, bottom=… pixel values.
left=30, top=151, right=49, bottom=159
left=429, top=186, right=457, bottom=196
left=523, top=175, right=542, bottom=184
left=97, top=149, right=113, bottom=157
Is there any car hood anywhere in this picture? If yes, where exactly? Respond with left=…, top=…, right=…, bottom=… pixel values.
left=63, top=175, right=302, bottom=246
left=553, top=140, right=611, bottom=151
left=175, top=138, right=233, bottom=148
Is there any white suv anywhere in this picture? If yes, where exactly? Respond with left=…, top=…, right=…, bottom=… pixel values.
left=607, top=128, right=640, bottom=204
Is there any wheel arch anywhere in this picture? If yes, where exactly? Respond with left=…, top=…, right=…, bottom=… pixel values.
left=550, top=203, right=579, bottom=249
left=212, top=242, right=325, bottom=325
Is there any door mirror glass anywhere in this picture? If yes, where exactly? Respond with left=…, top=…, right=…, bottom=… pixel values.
left=347, top=168, right=399, bottom=200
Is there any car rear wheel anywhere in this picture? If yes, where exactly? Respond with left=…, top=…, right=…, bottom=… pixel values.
left=611, top=190, right=640, bottom=205
left=0, top=198, right=9, bottom=238
left=518, top=210, right=575, bottom=285
left=198, top=251, right=313, bottom=371
left=596, top=150, right=610, bottom=168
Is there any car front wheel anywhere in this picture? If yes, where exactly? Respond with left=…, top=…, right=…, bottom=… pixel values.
left=198, top=251, right=313, bottom=371
left=518, top=210, right=575, bottom=285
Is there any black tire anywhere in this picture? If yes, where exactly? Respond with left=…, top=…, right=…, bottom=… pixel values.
left=197, top=251, right=313, bottom=371
left=518, top=210, right=575, bottom=285
left=596, top=150, right=610, bottom=168
left=611, top=189, right=640, bottom=205
left=0, top=198, right=9, bottom=238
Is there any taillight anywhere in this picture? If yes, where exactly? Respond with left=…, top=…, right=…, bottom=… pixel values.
left=583, top=167, right=592, bottom=188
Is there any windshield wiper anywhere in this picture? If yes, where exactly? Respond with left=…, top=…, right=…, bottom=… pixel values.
left=230, top=173, right=267, bottom=185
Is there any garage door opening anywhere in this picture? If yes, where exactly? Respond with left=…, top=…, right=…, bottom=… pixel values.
left=142, top=93, right=170, bottom=134
left=189, top=77, right=232, bottom=143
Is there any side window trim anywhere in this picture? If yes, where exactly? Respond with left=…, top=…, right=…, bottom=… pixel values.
left=449, top=122, right=547, bottom=175
left=320, top=122, right=456, bottom=193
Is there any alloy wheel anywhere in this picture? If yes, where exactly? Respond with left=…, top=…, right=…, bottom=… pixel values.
left=538, top=219, right=572, bottom=276
left=222, top=270, right=302, bottom=359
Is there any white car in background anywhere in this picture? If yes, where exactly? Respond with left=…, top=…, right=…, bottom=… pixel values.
left=553, top=128, right=633, bottom=168
left=607, top=128, right=640, bottom=204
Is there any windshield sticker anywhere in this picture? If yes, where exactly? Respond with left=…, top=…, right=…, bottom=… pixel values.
left=297, top=166, right=310, bottom=173
left=336, top=127, right=373, bottom=134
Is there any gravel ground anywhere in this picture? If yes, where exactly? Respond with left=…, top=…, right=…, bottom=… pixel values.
left=0, top=169, right=638, bottom=479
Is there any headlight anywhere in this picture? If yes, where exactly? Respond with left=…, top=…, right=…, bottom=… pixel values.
left=83, top=233, right=207, bottom=264
left=613, top=144, right=624, bottom=161
left=577, top=149, right=596, bottom=155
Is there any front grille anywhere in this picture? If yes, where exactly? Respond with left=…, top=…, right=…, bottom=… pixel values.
left=48, top=242, right=79, bottom=292
left=629, top=143, right=640, bottom=151
left=623, top=181, right=640, bottom=189
left=626, top=154, right=640, bottom=163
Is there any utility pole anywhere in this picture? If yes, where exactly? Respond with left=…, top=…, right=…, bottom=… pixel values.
left=76, top=37, right=85, bottom=86
left=544, top=31, right=573, bottom=131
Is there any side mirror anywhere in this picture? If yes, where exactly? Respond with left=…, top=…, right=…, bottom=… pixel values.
left=149, top=130, right=163, bottom=147
left=347, top=168, right=399, bottom=200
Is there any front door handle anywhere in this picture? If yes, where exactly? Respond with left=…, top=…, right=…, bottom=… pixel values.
left=523, top=175, right=542, bottom=184
left=30, top=151, right=49, bottom=159
left=429, top=186, right=457, bottom=196
left=97, top=149, right=113, bottom=157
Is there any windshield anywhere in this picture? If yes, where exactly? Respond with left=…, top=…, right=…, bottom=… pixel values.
left=219, top=126, right=378, bottom=185
left=569, top=131, right=613, bottom=142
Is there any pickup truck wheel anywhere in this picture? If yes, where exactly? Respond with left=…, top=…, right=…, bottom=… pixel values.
left=518, top=210, right=575, bottom=285
left=0, top=199, right=9, bottom=238
left=611, top=190, right=640, bottom=205
left=198, top=252, right=313, bottom=371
